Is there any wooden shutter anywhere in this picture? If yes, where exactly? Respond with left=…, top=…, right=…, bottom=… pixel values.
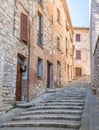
left=76, top=34, right=80, bottom=42
left=76, top=50, right=81, bottom=59
left=20, top=13, right=28, bottom=42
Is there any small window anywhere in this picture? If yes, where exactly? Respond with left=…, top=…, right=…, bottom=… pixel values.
left=57, top=36, right=60, bottom=50
left=57, top=9, right=60, bottom=23
left=37, top=58, right=43, bottom=78
left=76, top=34, right=80, bottom=42
left=76, top=50, right=81, bottom=59
left=51, top=15, right=53, bottom=25
left=38, top=0, right=43, bottom=3
left=37, top=12, right=43, bottom=45
left=20, top=13, right=28, bottom=42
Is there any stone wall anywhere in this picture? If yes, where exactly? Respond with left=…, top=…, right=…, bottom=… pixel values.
left=0, top=0, right=29, bottom=111
left=73, top=27, right=90, bottom=78
left=0, top=0, right=74, bottom=111
left=94, top=37, right=99, bottom=95
left=90, top=0, right=99, bottom=87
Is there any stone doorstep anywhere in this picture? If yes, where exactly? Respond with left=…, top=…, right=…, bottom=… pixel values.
left=21, top=109, right=83, bottom=115
left=13, top=114, right=81, bottom=121
left=27, top=105, right=84, bottom=111
left=1, top=120, right=81, bottom=129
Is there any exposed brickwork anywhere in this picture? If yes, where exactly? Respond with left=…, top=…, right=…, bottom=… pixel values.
left=73, top=27, right=90, bottom=78
left=28, top=0, right=74, bottom=100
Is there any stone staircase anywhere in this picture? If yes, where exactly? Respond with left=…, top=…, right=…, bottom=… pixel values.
left=1, top=88, right=86, bottom=130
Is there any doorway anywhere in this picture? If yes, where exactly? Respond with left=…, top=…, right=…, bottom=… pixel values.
left=57, top=61, right=61, bottom=85
left=16, top=56, right=23, bottom=101
left=47, top=62, right=53, bottom=88
left=76, top=68, right=82, bottom=77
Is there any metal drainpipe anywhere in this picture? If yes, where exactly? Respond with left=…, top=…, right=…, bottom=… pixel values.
left=27, top=0, right=33, bottom=102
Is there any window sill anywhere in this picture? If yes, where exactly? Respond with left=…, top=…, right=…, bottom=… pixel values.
left=37, top=43, right=44, bottom=49
left=57, top=48, right=61, bottom=51
left=38, top=1, right=44, bottom=9
left=38, top=76, right=43, bottom=80
left=18, top=37, right=28, bottom=45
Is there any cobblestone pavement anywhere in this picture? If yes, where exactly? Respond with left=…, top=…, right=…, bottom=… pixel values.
left=0, top=76, right=99, bottom=130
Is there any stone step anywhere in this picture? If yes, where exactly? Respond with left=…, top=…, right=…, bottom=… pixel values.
left=0, top=127, right=79, bottom=130
left=46, top=96, right=85, bottom=100
left=27, top=105, right=83, bottom=111
left=21, top=109, right=83, bottom=115
left=2, top=120, right=81, bottom=129
left=44, top=99, right=84, bottom=103
left=13, top=114, right=81, bottom=121
left=40, top=102, right=84, bottom=106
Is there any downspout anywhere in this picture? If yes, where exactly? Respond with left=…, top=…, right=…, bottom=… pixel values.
left=27, top=0, right=31, bottom=102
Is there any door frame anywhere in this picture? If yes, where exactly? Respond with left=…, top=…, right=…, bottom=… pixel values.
left=16, top=54, right=25, bottom=101
left=76, top=67, right=82, bottom=77
left=47, top=61, right=53, bottom=89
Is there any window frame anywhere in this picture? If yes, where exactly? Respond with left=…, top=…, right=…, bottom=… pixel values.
left=76, top=34, right=80, bottom=42
left=37, top=58, right=43, bottom=79
left=37, top=12, right=43, bottom=46
left=76, top=50, right=81, bottom=60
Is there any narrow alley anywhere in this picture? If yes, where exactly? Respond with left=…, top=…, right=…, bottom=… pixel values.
left=0, top=76, right=98, bottom=130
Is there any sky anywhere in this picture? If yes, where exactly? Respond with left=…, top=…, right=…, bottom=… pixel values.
left=67, top=0, right=89, bottom=27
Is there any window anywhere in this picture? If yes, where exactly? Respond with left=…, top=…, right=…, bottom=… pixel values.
left=51, top=15, right=53, bottom=25
left=57, top=61, right=61, bottom=85
left=57, top=36, right=60, bottom=50
left=38, top=12, right=43, bottom=45
left=76, top=50, right=81, bottom=59
left=20, top=13, right=28, bottom=42
left=37, top=58, right=43, bottom=78
left=76, top=34, right=80, bottom=42
left=66, top=38, right=67, bottom=56
left=38, top=0, right=43, bottom=3
left=57, top=9, right=60, bottom=23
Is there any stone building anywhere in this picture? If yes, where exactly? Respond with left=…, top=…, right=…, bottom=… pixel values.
left=73, top=27, right=90, bottom=78
left=0, top=0, right=74, bottom=112
left=28, top=0, right=74, bottom=100
left=93, top=36, right=99, bottom=95
left=90, top=0, right=99, bottom=90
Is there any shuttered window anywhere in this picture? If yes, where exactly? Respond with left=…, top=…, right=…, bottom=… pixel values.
left=76, top=34, right=80, bottom=42
left=76, top=50, right=81, bottom=59
left=20, top=13, right=28, bottom=42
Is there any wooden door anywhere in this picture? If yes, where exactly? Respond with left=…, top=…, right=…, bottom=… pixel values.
left=76, top=68, right=82, bottom=77
left=16, top=62, right=22, bottom=101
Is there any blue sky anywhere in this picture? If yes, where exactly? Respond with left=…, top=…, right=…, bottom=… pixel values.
left=67, top=0, right=89, bottom=27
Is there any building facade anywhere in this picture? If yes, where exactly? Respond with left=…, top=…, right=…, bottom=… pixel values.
left=90, top=0, right=99, bottom=90
left=73, top=27, right=90, bottom=78
left=28, top=0, right=74, bottom=100
left=0, top=0, right=74, bottom=112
